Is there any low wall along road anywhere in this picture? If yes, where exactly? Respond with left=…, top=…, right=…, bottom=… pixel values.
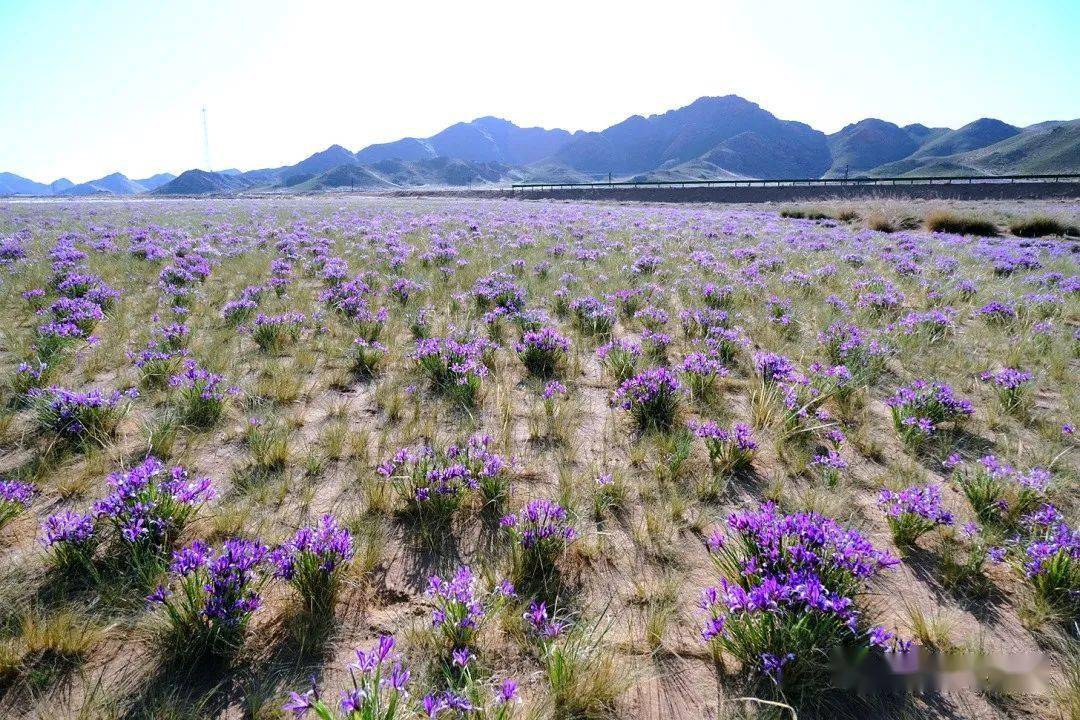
left=509, top=175, right=1080, bottom=203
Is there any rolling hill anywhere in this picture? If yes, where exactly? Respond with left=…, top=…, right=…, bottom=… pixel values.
left=0, top=172, right=54, bottom=195
left=871, top=120, right=1080, bottom=177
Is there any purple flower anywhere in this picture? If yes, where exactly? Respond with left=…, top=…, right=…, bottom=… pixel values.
left=93, top=457, right=214, bottom=552
left=498, top=678, right=519, bottom=705
left=0, top=479, right=35, bottom=526
left=524, top=600, right=567, bottom=639
left=451, top=647, right=473, bottom=668
left=42, top=510, right=96, bottom=548
left=282, top=690, right=315, bottom=718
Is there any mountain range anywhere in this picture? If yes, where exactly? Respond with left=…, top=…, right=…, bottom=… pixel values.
left=2, top=95, right=1077, bottom=196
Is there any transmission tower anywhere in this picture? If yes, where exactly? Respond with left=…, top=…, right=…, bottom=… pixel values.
left=202, top=106, right=212, bottom=172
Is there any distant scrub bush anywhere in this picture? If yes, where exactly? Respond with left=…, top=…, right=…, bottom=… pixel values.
left=781, top=206, right=858, bottom=222
left=925, top=210, right=999, bottom=237
left=1007, top=215, right=1072, bottom=238
left=866, top=211, right=895, bottom=233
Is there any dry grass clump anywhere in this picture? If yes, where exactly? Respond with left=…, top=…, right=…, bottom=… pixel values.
left=780, top=206, right=859, bottom=223
left=924, top=209, right=999, bottom=236
left=866, top=211, right=895, bottom=233
left=1008, top=214, right=1077, bottom=238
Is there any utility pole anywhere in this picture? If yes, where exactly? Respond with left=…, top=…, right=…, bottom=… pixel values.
left=202, top=106, right=212, bottom=172
left=844, top=163, right=849, bottom=181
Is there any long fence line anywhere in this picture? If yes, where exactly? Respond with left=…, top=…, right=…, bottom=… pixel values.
left=510, top=173, right=1080, bottom=193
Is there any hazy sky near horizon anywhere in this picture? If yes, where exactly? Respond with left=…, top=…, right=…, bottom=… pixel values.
left=2, top=0, right=1078, bottom=183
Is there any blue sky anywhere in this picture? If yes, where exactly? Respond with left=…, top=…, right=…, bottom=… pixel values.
left=2, top=0, right=1077, bottom=183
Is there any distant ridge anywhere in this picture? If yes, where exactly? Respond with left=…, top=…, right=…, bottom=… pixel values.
left=134, top=173, right=176, bottom=191
left=4, top=95, right=1078, bottom=195
left=154, top=169, right=254, bottom=195
left=61, top=172, right=146, bottom=196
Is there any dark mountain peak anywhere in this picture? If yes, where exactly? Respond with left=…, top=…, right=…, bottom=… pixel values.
left=9, top=95, right=1076, bottom=191
left=555, top=94, right=828, bottom=177
left=837, top=118, right=896, bottom=132
left=135, top=173, right=177, bottom=191
left=355, top=137, right=436, bottom=164
left=470, top=116, right=517, bottom=129
left=684, top=94, right=760, bottom=111
left=154, top=169, right=253, bottom=195
left=288, top=144, right=358, bottom=178
left=825, top=118, right=916, bottom=176
left=913, top=118, right=1021, bottom=159
left=965, top=117, right=1018, bottom=132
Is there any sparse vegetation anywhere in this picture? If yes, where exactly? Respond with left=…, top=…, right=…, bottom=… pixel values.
left=0, top=196, right=1075, bottom=719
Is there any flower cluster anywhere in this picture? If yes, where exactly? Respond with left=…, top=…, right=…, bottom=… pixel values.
left=413, top=336, right=493, bottom=405
left=222, top=292, right=260, bottom=325
left=596, top=338, right=641, bottom=383
left=377, top=435, right=511, bottom=516
left=987, top=505, right=1080, bottom=616
left=251, top=311, right=306, bottom=351
left=473, top=271, right=526, bottom=312
left=426, top=566, right=514, bottom=653
left=895, top=310, right=955, bottom=343
left=569, top=296, right=615, bottom=335
left=94, top=456, right=214, bottom=559
left=979, top=367, right=1034, bottom=412
left=681, top=351, right=729, bottom=398
left=952, top=455, right=1050, bottom=524
left=524, top=599, right=568, bottom=639
left=700, top=503, right=899, bottom=697
left=130, top=341, right=189, bottom=388
left=977, top=300, right=1017, bottom=324
left=691, top=421, right=756, bottom=475
left=501, top=498, right=576, bottom=579
left=31, top=386, right=136, bottom=444
left=0, top=479, right=35, bottom=528
left=886, top=380, right=973, bottom=444
left=149, top=537, right=268, bottom=656
left=515, top=326, right=571, bottom=377
left=42, top=510, right=97, bottom=568
left=753, top=352, right=798, bottom=384
left=810, top=448, right=848, bottom=486
left=283, top=635, right=412, bottom=719
left=610, top=367, right=682, bottom=430
left=270, top=514, right=354, bottom=614
left=169, top=359, right=233, bottom=426
left=680, top=307, right=731, bottom=339
left=878, top=484, right=955, bottom=546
